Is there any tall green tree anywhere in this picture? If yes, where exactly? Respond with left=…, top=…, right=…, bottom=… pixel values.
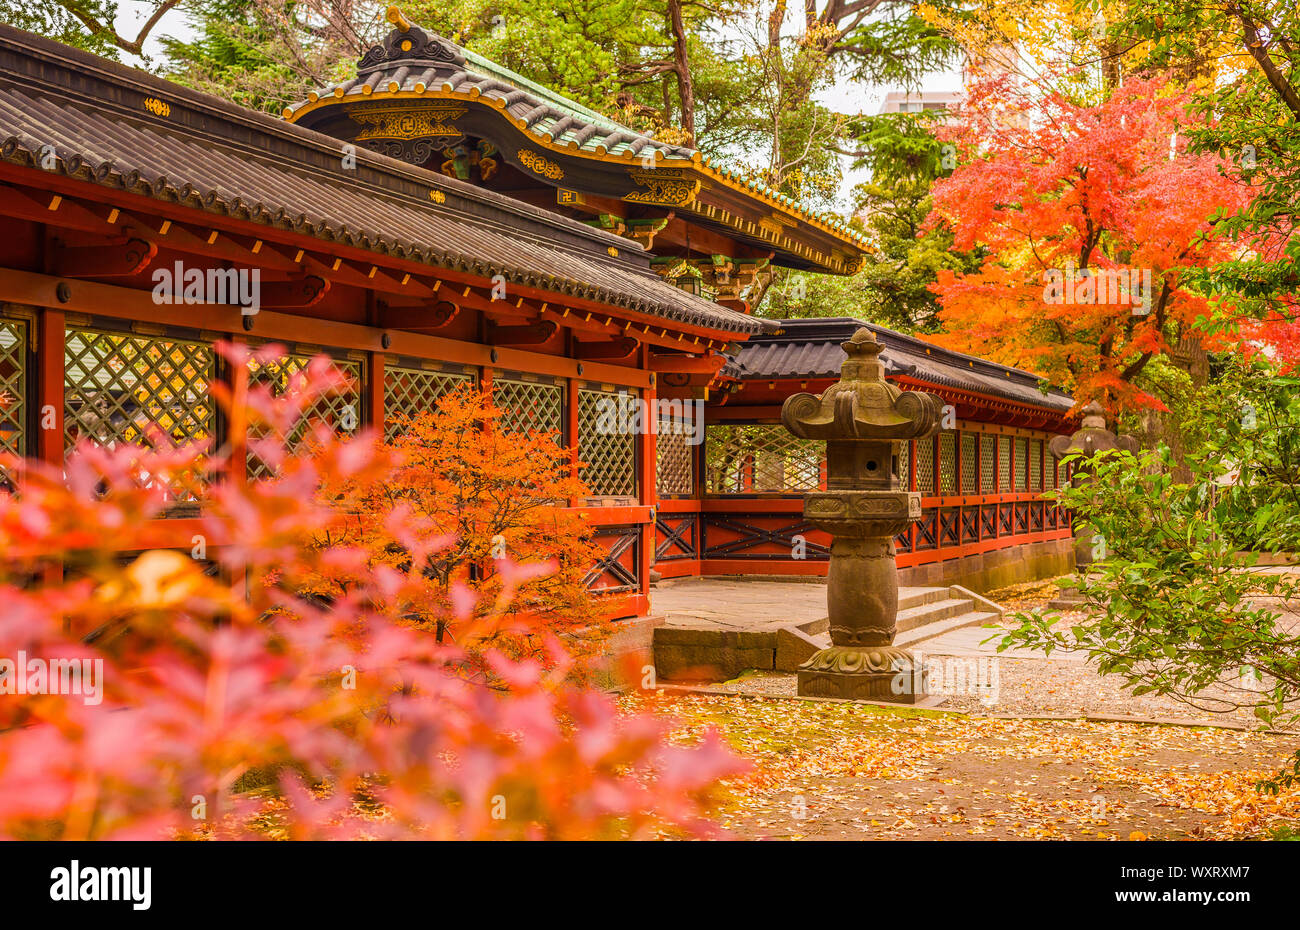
left=1, top=0, right=128, bottom=57
left=761, top=111, right=980, bottom=332
left=160, top=0, right=349, bottom=112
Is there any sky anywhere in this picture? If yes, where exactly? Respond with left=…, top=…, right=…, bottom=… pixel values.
left=115, top=0, right=180, bottom=60
left=817, top=59, right=964, bottom=205
left=112, top=1, right=963, bottom=212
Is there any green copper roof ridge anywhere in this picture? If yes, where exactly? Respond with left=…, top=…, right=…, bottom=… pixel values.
left=442, top=36, right=864, bottom=241
left=456, top=44, right=642, bottom=140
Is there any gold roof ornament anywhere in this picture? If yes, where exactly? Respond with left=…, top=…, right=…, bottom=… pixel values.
left=387, top=6, right=413, bottom=32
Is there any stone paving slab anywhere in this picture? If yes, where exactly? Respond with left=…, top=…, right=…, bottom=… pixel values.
left=650, top=577, right=944, bottom=632
left=650, top=578, right=831, bottom=632
left=916, top=625, right=1092, bottom=663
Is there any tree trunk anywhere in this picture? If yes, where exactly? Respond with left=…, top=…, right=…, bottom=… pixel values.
left=667, top=0, right=696, bottom=143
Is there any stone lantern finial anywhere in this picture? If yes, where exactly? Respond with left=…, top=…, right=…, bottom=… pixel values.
left=1079, top=400, right=1106, bottom=430
left=840, top=327, right=887, bottom=381
left=1049, top=399, right=1139, bottom=573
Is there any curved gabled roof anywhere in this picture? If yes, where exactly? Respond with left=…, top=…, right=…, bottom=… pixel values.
left=725, top=317, right=1074, bottom=412
left=284, top=9, right=871, bottom=274
left=335, top=23, right=695, bottom=163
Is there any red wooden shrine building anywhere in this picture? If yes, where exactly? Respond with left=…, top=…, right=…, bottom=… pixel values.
left=654, top=318, right=1078, bottom=591
left=0, top=16, right=1075, bottom=622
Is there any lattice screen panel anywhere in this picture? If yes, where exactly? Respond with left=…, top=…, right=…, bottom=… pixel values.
left=656, top=417, right=694, bottom=496
left=998, top=436, right=1011, bottom=491
left=1045, top=449, right=1056, bottom=490
left=980, top=434, right=995, bottom=492
left=938, top=432, right=956, bottom=494
left=897, top=439, right=910, bottom=490
left=246, top=353, right=362, bottom=479
left=64, top=327, right=214, bottom=471
left=706, top=424, right=823, bottom=493
left=1014, top=437, right=1028, bottom=490
left=960, top=432, right=977, bottom=493
left=1030, top=439, right=1043, bottom=490
left=494, top=377, right=564, bottom=437
left=384, top=365, right=474, bottom=440
left=577, top=387, right=637, bottom=497
left=915, top=437, right=935, bottom=494
left=0, top=317, right=26, bottom=457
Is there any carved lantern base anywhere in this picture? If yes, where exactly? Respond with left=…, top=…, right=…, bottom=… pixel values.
left=794, top=491, right=927, bottom=702
left=798, top=646, right=928, bottom=702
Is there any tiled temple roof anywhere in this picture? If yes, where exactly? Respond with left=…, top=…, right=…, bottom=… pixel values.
left=725, top=317, right=1075, bottom=412
left=0, top=25, right=775, bottom=336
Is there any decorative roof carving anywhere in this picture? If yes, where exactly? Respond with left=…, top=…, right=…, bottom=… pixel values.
left=358, top=12, right=464, bottom=73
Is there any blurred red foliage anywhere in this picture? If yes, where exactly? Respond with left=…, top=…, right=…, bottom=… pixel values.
left=0, top=342, right=742, bottom=840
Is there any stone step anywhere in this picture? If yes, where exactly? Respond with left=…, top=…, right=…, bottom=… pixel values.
left=788, top=586, right=951, bottom=639
left=894, top=597, right=975, bottom=633
left=652, top=581, right=1007, bottom=681
left=896, top=586, right=952, bottom=612
left=895, top=611, right=1000, bottom=648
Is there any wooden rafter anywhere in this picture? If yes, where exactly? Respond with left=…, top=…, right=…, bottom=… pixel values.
left=378, top=299, right=460, bottom=332
left=51, top=236, right=156, bottom=277
left=574, top=336, right=640, bottom=360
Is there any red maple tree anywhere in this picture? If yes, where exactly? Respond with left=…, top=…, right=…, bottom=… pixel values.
left=309, top=386, right=606, bottom=667
left=925, top=72, right=1253, bottom=412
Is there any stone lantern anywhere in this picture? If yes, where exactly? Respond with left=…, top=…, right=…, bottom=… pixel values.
left=1048, top=400, right=1138, bottom=572
left=781, top=328, right=942, bottom=701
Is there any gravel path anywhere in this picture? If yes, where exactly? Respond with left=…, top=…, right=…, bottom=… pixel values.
left=702, top=581, right=1298, bottom=731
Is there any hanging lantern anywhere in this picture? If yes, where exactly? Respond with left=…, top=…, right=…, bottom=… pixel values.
left=675, top=274, right=701, bottom=296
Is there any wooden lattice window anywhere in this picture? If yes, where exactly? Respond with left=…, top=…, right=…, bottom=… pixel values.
left=63, top=324, right=216, bottom=497
left=0, top=317, right=27, bottom=458
left=1014, top=437, right=1028, bottom=490
left=656, top=415, right=694, bottom=496
left=383, top=363, right=474, bottom=440
left=938, top=432, right=957, bottom=494
left=246, top=352, right=362, bottom=480
left=705, top=424, right=822, bottom=493
left=998, top=436, right=1011, bottom=491
left=915, top=436, right=936, bottom=494
left=1030, top=439, right=1043, bottom=490
left=1045, top=448, right=1056, bottom=490
left=493, top=376, right=564, bottom=437
left=980, top=433, right=995, bottom=492
left=897, top=439, right=910, bottom=490
left=577, top=386, right=638, bottom=498
left=960, top=432, right=978, bottom=493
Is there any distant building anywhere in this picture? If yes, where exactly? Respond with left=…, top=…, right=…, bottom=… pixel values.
left=877, top=89, right=963, bottom=116
left=876, top=41, right=1022, bottom=118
